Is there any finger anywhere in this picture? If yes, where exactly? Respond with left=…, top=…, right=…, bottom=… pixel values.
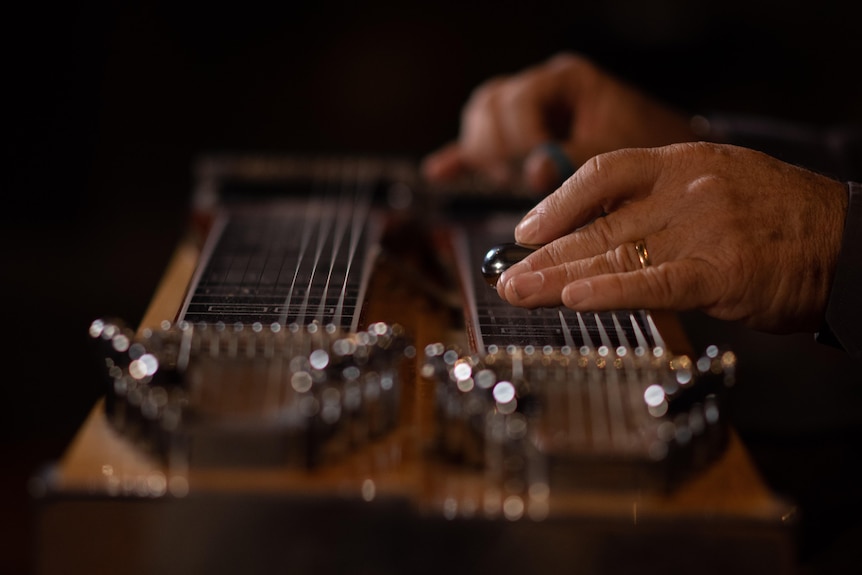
left=454, top=55, right=593, bottom=187
left=466, top=59, right=573, bottom=166
left=421, top=142, right=468, bottom=182
left=499, top=240, right=648, bottom=307
left=496, top=54, right=604, bottom=161
left=560, top=259, right=717, bottom=312
left=460, top=78, right=511, bottom=165
left=533, top=54, right=618, bottom=166
left=422, top=139, right=515, bottom=186
left=514, top=148, right=662, bottom=246
left=458, top=98, right=521, bottom=184
left=503, top=202, right=666, bottom=290
left=523, top=142, right=578, bottom=194
left=496, top=79, right=555, bottom=157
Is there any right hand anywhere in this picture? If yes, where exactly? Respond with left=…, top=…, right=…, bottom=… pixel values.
left=495, top=142, right=849, bottom=334
left=422, top=53, right=700, bottom=194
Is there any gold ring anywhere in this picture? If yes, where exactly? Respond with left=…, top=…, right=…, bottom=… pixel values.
left=635, top=240, right=651, bottom=269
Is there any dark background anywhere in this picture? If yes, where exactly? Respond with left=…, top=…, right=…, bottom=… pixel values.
left=3, top=1, right=861, bottom=573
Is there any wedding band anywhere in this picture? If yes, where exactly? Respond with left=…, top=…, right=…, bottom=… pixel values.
left=635, top=240, right=651, bottom=269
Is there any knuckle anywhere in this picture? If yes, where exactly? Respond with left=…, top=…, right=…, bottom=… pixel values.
left=611, top=243, right=640, bottom=272
left=466, top=76, right=506, bottom=108
left=585, top=215, right=616, bottom=247
left=661, top=141, right=727, bottom=170
left=499, top=77, right=532, bottom=110
left=547, top=52, right=591, bottom=73
left=578, top=151, right=614, bottom=186
left=561, top=263, right=582, bottom=285
left=639, top=267, right=674, bottom=305
left=644, top=262, right=708, bottom=310
left=584, top=153, right=603, bottom=176
left=540, top=191, right=566, bottom=220
left=547, top=52, right=577, bottom=66
left=542, top=241, right=569, bottom=267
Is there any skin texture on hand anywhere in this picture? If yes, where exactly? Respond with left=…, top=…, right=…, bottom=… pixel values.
left=422, top=53, right=697, bottom=194
left=496, top=143, right=848, bottom=334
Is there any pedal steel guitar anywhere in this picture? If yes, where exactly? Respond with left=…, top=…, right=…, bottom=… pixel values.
left=35, top=156, right=796, bottom=575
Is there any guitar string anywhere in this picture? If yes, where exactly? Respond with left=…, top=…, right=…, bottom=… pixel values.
left=586, top=355, right=608, bottom=450
left=295, top=165, right=339, bottom=327
left=646, top=312, right=665, bottom=350
left=594, top=312, right=614, bottom=349
left=613, top=312, right=638, bottom=447
left=567, top=357, right=585, bottom=447
left=612, top=312, right=632, bottom=350
left=633, top=311, right=664, bottom=450
left=557, top=310, right=576, bottom=349
left=269, top=210, right=302, bottom=311
left=314, top=160, right=357, bottom=326
left=278, top=176, right=324, bottom=326
left=630, top=312, right=650, bottom=350
left=575, top=312, right=594, bottom=350
left=333, top=163, right=375, bottom=329
left=274, top=160, right=374, bottom=330
left=597, top=313, right=627, bottom=450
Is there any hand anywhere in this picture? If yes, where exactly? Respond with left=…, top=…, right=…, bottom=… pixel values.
left=496, top=143, right=848, bottom=333
left=422, top=53, right=698, bottom=194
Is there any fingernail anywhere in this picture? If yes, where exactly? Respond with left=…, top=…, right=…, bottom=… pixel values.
left=495, top=270, right=510, bottom=299
left=515, top=213, right=540, bottom=243
left=564, top=281, right=592, bottom=305
left=509, top=271, right=544, bottom=300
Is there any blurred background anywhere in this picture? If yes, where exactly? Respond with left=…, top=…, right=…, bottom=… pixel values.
left=3, top=1, right=861, bottom=573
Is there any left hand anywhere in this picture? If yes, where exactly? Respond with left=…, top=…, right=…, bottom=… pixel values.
left=496, top=142, right=848, bottom=333
left=422, top=53, right=697, bottom=194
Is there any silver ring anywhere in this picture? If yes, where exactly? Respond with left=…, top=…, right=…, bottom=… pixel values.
left=635, top=240, right=651, bottom=269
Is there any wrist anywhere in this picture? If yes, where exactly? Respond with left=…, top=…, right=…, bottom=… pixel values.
left=816, top=181, right=862, bottom=359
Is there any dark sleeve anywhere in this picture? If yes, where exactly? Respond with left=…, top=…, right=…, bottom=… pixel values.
left=816, top=182, right=862, bottom=360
